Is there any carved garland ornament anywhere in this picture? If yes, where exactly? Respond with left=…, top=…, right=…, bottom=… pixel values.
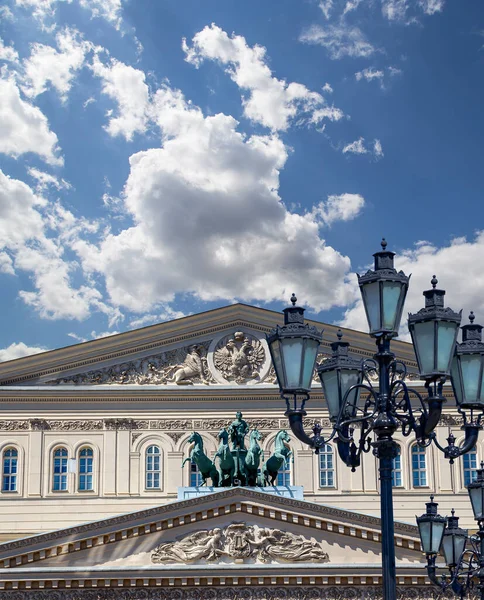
left=151, top=524, right=329, bottom=564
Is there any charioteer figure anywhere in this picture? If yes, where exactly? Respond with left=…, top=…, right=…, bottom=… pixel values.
left=228, top=411, right=249, bottom=451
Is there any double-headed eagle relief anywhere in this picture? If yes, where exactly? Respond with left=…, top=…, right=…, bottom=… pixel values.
left=151, top=524, right=329, bottom=564
left=213, top=331, right=265, bottom=384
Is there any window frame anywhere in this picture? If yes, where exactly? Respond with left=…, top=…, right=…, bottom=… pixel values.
left=78, top=447, right=94, bottom=492
left=145, top=445, right=161, bottom=490
left=319, top=443, right=335, bottom=488
left=392, top=445, right=403, bottom=488
left=411, top=444, right=428, bottom=488
left=2, top=447, right=18, bottom=493
left=463, top=446, right=478, bottom=488
left=52, top=446, right=69, bottom=493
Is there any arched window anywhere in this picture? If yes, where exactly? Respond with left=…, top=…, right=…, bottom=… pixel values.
left=277, top=457, right=292, bottom=486
left=319, top=444, right=334, bottom=487
left=411, top=445, right=427, bottom=487
left=463, top=447, right=478, bottom=486
left=146, top=445, right=161, bottom=489
left=78, top=447, right=94, bottom=491
left=190, top=460, right=203, bottom=487
left=2, top=448, right=18, bottom=492
left=392, top=446, right=402, bottom=487
left=53, top=447, right=68, bottom=492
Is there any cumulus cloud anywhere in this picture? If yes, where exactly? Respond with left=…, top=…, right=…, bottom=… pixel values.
left=22, top=27, right=94, bottom=101
left=0, top=170, right=120, bottom=322
left=74, top=81, right=357, bottom=313
left=91, top=54, right=150, bottom=140
left=0, top=76, right=63, bottom=165
left=0, top=37, right=19, bottom=63
left=130, top=308, right=187, bottom=328
left=0, top=342, right=47, bottom=362
left=311, top=193, right=365, bottom=226
left=183, top=24, right=343, bottom=131
left=342, top=137, right=383, bottom=159
left=341, top=234, right=484, bottom=337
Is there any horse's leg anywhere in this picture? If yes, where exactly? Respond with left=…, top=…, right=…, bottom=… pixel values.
left=181, top=457, right=190, bottom=468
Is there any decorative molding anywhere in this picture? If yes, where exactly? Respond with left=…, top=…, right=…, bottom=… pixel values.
left=0, top=586, right=459, bottom=599
left=151, top=523, right=329, bottom=564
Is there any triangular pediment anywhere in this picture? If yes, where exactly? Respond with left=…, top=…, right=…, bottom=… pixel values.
left=0, top=304, right=418, bottom=387
left=0, top=488, right=422, bottom=576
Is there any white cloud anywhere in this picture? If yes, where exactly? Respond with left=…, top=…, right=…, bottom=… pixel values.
left=129, top=308, right=187, bottom=328
left=28, top=167, right=71, bottom=193
left=343, top=0, right=364, bottom=14
left=78, top=0, right=123, bottom=29
left=342, top=137, right=383, bottom=158
left=0, top=342, right=47, bottom=362
left=0, top=37, right=19, bottom=63
left=0, top=170, right=121, bottom=323
left=0, top=76, right=63, bottom=165
left=322, top=82, right=333, bottom=93
left=311, top=193, right=365, bottom=226
left=0, top=6, right=15, bottom=20
left=382, top=0, right=408, bottom=21
left=15, top=0, right=123, bottom=30
left=319, top=0, right=333, bottom=19
left=374, top=139, right=384, bottom=157
left=343, top=137, right=368, bottom=154
left=75, top=81, right=356, bottom=313
left=300, top=23, right=376, bottom=60
left=355, top=67, right=384, bottom=83
left=418, top=0, right=444, bottom=14
left=22, top=28, right=93, bottom=101
left=91, top=54, right=150, bottom=140
left=183, top=24, right=343, bottom=131
left=341, top=234, right=484, bottom=337
left=388, top=66, right=403, bottom=76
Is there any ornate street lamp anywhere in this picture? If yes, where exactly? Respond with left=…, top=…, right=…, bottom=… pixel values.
left=417, top=466, right=484, bottom=598
left=267, top=239, right=484, bottom=600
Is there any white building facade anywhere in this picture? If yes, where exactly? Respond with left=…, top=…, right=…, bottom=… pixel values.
left=0, top=304, right=474, bottom=598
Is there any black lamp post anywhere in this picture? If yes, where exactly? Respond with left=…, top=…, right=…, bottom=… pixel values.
left=417, top=465, right=484, bottom=599
left=267, top=239, right=484, bottom=600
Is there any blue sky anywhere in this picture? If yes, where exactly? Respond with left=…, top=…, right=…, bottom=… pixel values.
left=0, top=0, right=483, bottom=359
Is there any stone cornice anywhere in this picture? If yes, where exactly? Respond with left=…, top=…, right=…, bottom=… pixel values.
left=0, top=488, right=420, bottom=568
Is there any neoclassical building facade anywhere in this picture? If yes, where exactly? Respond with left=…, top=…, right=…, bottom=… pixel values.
left=0, top=304, right=475, bottom=598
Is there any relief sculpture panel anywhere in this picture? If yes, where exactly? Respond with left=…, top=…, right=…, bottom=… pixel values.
left=151, top=523, right=329, bottom=564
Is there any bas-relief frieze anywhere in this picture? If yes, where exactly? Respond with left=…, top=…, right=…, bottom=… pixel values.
left=151, top=523, right=329, bottom=564
left=0, top=587, right=460, bottom=599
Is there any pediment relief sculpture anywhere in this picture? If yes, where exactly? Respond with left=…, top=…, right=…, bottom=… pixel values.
left=151, top=523, right=329, bottom=564
left=212, top=331, right=266, bottom=384
left=47, top=341, right=215, bottom=386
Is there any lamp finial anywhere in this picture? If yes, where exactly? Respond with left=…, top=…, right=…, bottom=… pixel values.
left=381, top=238, right=387, bottom=250
left=290, top=293, right=297, bottom=307
left=431, top=275, right=438, bottom=289
left=470, top=311, right=475, bottom=324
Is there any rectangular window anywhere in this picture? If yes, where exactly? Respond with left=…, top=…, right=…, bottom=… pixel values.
left=392, top=449, right=402, bottom=487
left=319, top=446, right=334, bottom=488
left=2, top=450, right=18, bottom=492
left=412, top=447, right=427, bottom=487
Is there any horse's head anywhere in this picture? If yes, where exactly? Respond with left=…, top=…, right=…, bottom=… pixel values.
left=251, top=429, right=262, bottom=442
left=278, top=429, right=291, bottom=444
left=218, top=428, right=228, bottom=443
left=188, top=431, right=202, bottom=446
